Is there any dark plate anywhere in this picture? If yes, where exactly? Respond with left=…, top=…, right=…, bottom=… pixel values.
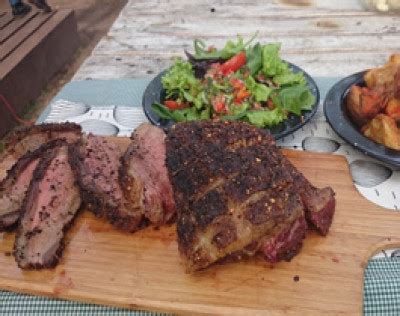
left=142, top=62, right=320, bottom=139
left=324, top=71, right=400, bottom=167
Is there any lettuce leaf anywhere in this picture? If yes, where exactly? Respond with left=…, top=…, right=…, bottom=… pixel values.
left=261, top=43, right=289, bottom=77
left=245, top=76, right=272, bottom=102
left=161, top=59, right=202, bottom=102
left=244, top=108, right=286, bottom=128
left=229, top=101, right=250, bottom=116
left=273, top=72, right=306, bottom=86
left=272, top=85, right=315, bottom=116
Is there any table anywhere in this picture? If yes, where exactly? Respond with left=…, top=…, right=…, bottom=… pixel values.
left=74, top=0, right=399, bottom=80
left=2, top=0, right=400, bottom=315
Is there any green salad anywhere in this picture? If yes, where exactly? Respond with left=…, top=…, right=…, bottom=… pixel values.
left=151, top=36, right=315, bottom=128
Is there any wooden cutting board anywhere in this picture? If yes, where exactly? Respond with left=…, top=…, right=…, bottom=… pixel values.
left=0, top=137, right=399, bottom=315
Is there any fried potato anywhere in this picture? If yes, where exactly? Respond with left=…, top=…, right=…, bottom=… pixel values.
left=364, top=54, right=400, bottom=89
left=386, top=98, right=400, bottom=122
left=346, top=85, right=385, bottom=126
left=389, top=54, right=400, bottom=64
left=361, top=114, right=400, bottom=150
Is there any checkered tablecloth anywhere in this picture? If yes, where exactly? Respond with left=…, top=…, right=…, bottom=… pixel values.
left=364, top=258, right=400, bottom=315
left=0, top=291, right=168, bottom=316
left=1, top=78, right=399, bottom=315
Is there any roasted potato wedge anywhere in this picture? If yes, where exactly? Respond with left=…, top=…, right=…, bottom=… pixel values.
left=361, top=114, right=400, bottom=150
left=389, top=54, right=400, bottom=64
left=364, top=54, right=400, bottom=89
left=346, top=85, right=385, bottom=126
left=386, top=98, right=400, bottom=122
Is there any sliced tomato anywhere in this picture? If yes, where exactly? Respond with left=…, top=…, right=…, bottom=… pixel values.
left=233, top=87, right=251, bottom=105
left=220, top=52, right=246, bottom=76
left=233, top=98, right=241, bottom=105
left=230, top=78, right=245, bottom=90
left=164, top=100, right=186, bottom=110
left=214, top=102, right=225, bottom=112
left=236, top=88, right=250, bottom=100
left=212, top=95, right=226, bottom=113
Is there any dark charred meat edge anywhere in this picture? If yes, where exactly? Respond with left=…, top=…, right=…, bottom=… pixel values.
left=0, top=140, right=63, bottom=232
left=13, top=140, right=82, bottom=269
left=0, top=122, right=82, bottom=176
left=68, top=136, right=110, bottom=218
left=2, top=123, right=82, bottom=157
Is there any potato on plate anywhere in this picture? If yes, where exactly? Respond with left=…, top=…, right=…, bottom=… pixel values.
left=386, top=98, right=400, bottom=122
left=361, top=114, right=400, bottom=150
left=346, top=85, right=385, bottom=126
left=364, top=54, right=400, bottom=89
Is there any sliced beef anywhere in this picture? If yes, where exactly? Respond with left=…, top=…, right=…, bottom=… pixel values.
left=0, top=140, right=61, bottom=232
left=0, top=123, right=81, bottom=180
left=283, top=161, right=336, bottom=236
left=69, top=135, right=146, bottom=232
left=120, top=123, right=175, bottom=226
left=165, top=120, right=336, bottom=272
left=14, top=141, right=81, bottom=269
left=258, top=215, right=307, bottom=263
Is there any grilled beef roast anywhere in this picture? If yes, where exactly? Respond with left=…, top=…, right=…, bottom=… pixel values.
left=14, top=140, right=81, bottom=269
left=69, top=135, right=147, bottom=232
left=120, top=123, right=175, bottom=226
left=0, top=123, right=81, bottom=180
left=0, top=140, right=62, bottom=232
left=165, top=121, right=336, bottom=272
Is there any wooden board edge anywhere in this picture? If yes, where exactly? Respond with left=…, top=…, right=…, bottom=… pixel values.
left=361, top=238, right=400, bottom=268
left=0, top=280, right=275, bottom=316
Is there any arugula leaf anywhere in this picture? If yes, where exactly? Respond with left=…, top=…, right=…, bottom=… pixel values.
left=245, top=76, right=272, bottom=102
left=244, top=108, right=286, bottom=128
left=246, top=43, right=262, bottom=75
left=151, top=103, right=175, bottom=120
left=193, top=34, right=257, bottom=60
left=194, top=39, right=210, bottom=57
left=273, top=72, right=306, bottom=86
left=261, top=43, right=289, bottom=77
left=272, top=86, right=315, bottom=115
